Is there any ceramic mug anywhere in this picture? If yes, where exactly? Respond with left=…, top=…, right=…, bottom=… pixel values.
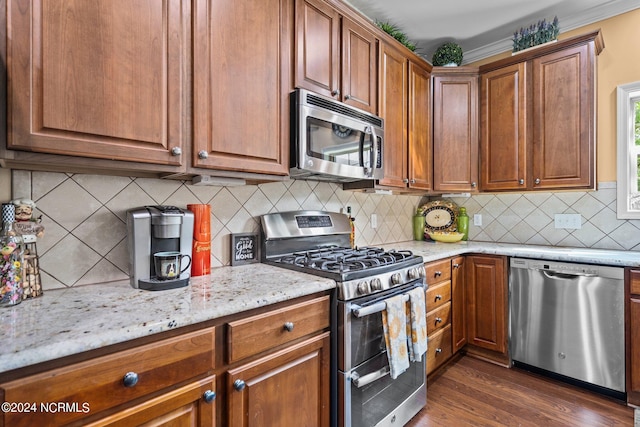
left=154, top=251, right=191, bottom=280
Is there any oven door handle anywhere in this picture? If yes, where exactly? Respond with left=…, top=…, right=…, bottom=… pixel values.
left=351, top=366, right=390, bottom=388
left=351, top=294, right=410, bottom=318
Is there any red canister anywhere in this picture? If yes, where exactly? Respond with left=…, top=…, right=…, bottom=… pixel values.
left=187, top=204, right=211, bottom=276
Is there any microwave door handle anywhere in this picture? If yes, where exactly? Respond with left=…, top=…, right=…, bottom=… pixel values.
left=368, top=126, right=378, bottom=178
left=358, top=132, right=365, bottom=168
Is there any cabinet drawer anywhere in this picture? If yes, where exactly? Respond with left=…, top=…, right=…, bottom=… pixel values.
left=227, top=296, right=330, bottom=363
left=427, top=324, right=452, bottom=375
left=631, top=269, right=640, bottom=295
left=425, top=259, right=451, bottom=284
left=427, top=301, right=451, bottom=335
left=426, top=280, right=451, bottom=311
left=1, top=328, right=215, bottom=427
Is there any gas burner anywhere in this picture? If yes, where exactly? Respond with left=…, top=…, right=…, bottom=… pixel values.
left=273, top=246, right=417, bottom=276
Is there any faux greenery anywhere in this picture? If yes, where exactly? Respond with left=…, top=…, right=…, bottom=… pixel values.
left=431, top=42, right=463, bottom=66
left=376, top=20, right=416, bottom=52
left=513, top=16, right=559, bottom=52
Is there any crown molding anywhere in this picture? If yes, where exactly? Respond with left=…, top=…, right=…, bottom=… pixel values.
left=463, top=1, right=640, bottom=64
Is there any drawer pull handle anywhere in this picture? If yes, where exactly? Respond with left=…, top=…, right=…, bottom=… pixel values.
left=283, top=322, right=294, bottom=332
left=435, top=348, right=442, bottom=354
left=435, top=317, right=442, bottom=323
left=234, top=379, right=246, bottom=391
left=435, top=295, right=442, bottom=301
left=123, top=372, right=139, bottom=388
left=434, top=271, right=442, bottom=277
left=203, top=390, right=216, bottom=403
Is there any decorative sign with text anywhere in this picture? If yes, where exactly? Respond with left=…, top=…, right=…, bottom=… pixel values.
left=230, top=233, right=260, bottom=266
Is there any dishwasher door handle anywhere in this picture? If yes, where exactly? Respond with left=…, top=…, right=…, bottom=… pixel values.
left=539, top=269, right=597, bottom=279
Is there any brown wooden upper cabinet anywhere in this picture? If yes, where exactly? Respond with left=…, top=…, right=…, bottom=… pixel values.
left=432, top=68, right=479, bottom=193
left=479, top=31, right=603, bottom=191
left=294, top=0, right=377, bottom=114
left=376, top=42, right=432, bottom=191
left=5, top=0, right=190, bottom=170
left=192, top=0, right=291, bottom=176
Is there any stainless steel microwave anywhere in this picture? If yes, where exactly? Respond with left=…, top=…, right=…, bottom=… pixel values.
left=290, top=88, right=384, bottom=182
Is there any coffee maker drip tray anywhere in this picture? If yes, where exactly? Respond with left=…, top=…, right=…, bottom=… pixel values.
left=138, top=277, right=190, bottom=291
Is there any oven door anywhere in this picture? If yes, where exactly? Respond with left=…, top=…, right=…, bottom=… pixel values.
left=337, top=280, right=427, bottom=427
left=339, top=352, right=426, bottom=427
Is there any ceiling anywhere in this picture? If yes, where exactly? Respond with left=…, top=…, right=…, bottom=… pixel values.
left=344, top=0, right=640, bottom=63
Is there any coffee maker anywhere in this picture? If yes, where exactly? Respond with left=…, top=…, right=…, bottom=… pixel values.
left=127, top=206, right=194, bottom=290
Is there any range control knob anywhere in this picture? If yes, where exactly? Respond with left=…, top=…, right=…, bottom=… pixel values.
left=391, top=273, right=402, bottom=286
left=370, top=278, right=383, bottom=291
left=408, top=266, right=426, bottom=280
left=357, top=281, right=370, bottom=295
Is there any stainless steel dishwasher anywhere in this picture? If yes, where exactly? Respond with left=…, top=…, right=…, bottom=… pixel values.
left=509, top=257, right=625, bottom=399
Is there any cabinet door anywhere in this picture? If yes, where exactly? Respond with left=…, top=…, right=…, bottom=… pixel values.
left=341, top=17, right=377, bottom=113
left=85, top=376, right=216, bottom=427
left=466, top=255, right=507, bottom=354
left=451, top=256, right=467, bottom=353
left=378, top=42, right=408, bottom=188
left=628, top=269, right=640, bottom=405
left=480, top=63, right=528, bottom=191
left=7, top=0, right=189, bottom=166
left=432, top=74, right=479, bottom=192
left=227, top=333, right=330, bottom=427
left=532, top=44, right=594, bottom=189
left=294, top=0, right=340, bottom=98
left=407, top=61, right=432, bottom=190
left=192, top=0, right=290, bottom=175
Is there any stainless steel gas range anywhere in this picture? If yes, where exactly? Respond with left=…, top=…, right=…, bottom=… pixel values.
left=261, top=210, right=427, bottom=427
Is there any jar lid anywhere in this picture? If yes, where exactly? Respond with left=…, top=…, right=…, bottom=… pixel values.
left=1, top=203, right=15, bottom=223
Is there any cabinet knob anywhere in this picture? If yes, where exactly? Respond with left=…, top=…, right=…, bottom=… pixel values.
left=434, top=271, right=442, bottom=277
left=170, top=147, right=182, bottom=156
left=409, top=179, right=416, bottom=184
left=435, top=348, right=442, bottom=354
left=198, top=150, right=209, bottom=159
left=331, top=89, right=340, bottom=96
left=435, top=317, right=443, bottom=323
left=203, top=390, right=216, bottom=403
left=233, top=379, right=246, bottom=391
left=403, top=178, right=409, bottom=184
left=453, top=263, right=460, bottom=269
left=471, top=182, right=477, bottom=188
left=123, top=372, right=139, bottom=388
left=534, top=178, right=541, bottom=185
left=435, top=294, right=442, bottom=301
left=344, top=94, right=351, bottom=100
left=283, top=322, right=294, bottom=332
left=519, top=179, right=525, bottom=185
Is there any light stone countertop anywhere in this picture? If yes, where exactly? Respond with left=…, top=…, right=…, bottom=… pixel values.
left=0, top=263, right=335, bottom=374
left=1, top=241, right=638, bottom=375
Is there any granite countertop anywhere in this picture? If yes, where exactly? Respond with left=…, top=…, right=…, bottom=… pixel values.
left=0, top=263, right=335, bottom=374
left=2, top=241, right=638, bottom=375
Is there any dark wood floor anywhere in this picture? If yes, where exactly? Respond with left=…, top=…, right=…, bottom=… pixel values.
left=407, top=356, right=634, bottom=427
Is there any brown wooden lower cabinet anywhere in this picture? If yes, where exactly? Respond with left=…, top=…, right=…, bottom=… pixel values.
left=426, top=324, right=452, bottom=374
left=465, top=255, right=508, bottom=356
left=627, top=269, right=640, bottom=405
left=85, top=376, right=216, bottom=427
left=0, top=328, right=216, bottom=427
left=226, top=332, right=330, bottom=427
left=451, top=256, right=467, bottom=353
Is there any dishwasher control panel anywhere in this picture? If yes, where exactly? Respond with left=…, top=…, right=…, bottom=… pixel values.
left=510, top=257, right=624, bottom=280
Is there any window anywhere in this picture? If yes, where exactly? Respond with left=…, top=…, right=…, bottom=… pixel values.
left=616, top=82, right=640, bottom=219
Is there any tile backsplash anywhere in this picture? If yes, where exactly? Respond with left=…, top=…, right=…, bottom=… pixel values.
left=8, top=171, right=640, bottom=290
